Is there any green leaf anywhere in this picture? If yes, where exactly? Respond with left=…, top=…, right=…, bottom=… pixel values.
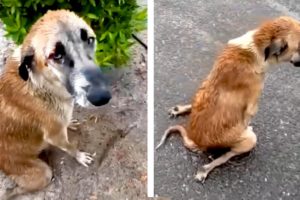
left=1, top=17, right=15, bottom=27
left=134, top=8, right=147, bottom=21
left=108, top=32, right=117, bottom=42
left=89, top=0, right=96, bottom=7
left=5, top=25, right=19, bottom=33
left=96, top=43, right=108, bottom=51
left=103, top=55, right=113, bottom=62
left=11, top=6, right=15, bottom=14
left=24, top=1, right=32, bottom=7
left=20, top=27, right=26, bottom=35
left=86, top=13, right=98, bottom=20
left=10, top=32, right=20, bottom=43
left=102, top=62, right=113, bottom=66
left=119, top=31, right=125, bottom=42
left=99, top=32, right=108, bottom=41
left=15, top=11, right=20, bottom=28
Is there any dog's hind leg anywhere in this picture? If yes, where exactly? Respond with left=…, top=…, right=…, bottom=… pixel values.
left=195, top=126, right=257, bottom=183
left=168, top=104, right=192, bottom=118
left=3, top=158, right=52, bottom=200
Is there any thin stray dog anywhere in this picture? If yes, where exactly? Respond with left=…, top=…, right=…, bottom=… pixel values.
left=0, top=10, right=111, bottom=199
left=156, top=16, right=300, bottom=182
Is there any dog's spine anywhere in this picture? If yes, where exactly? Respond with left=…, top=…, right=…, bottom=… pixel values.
left=156, top=125, right=188, bottom=150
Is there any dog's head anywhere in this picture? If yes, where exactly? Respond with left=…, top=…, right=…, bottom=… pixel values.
left=18, top=10, right=111, bottom=107
left=254, top=16, right=300, bottom=67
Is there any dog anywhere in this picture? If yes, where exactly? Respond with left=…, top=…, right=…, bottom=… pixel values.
left=0, top=10, right=111, bottom=199
left=156, top=16, right=300, bottom=183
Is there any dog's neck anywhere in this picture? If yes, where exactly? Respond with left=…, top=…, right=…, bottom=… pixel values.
left=228, top=29, right=269, bottom=73
left=228, top=30, right=258, bottom=50
left=29, top=74, right=74, bottom=123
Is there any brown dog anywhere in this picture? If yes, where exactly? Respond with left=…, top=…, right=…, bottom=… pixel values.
left=156, top=16, right=300, bottom=182
left=0, top=10, right=111, bottom=199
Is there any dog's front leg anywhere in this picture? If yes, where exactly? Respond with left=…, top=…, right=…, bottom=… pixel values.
left=168, top=104, right=192, bottom=117
left=43, top=124, right=93, bottom=167
left=68, top=119, right=81, bottom=131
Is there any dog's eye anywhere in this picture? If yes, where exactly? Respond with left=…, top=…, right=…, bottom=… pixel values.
left=87, top=37, right=95, bottom=45
left=53, top=53, right=63, bottom=60
left=50, top=41, right=66, bottom=61
left=49, top=52, right=64, bottom=61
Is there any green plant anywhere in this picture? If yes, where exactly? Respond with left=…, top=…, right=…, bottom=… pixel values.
left=0, top=0, right=147, bottom=67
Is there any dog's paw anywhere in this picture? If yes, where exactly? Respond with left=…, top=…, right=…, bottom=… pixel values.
left=168, top=106, right=181, bottom=118
left=76, top=151, right=95, bottom=167
left=195, top=169, right=208, bottom=183
left=68, top=119, right=81, bottom=131
left=195, top=164, right=210, bottom=183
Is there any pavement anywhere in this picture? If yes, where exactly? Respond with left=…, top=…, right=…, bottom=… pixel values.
left=154, top=0, right=300, bottom=199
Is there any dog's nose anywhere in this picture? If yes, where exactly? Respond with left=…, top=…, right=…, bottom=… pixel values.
left=291, top=60, right=300, bottom=67
left=87, top=88, right=111, bottom=106
left=294, top=63, right=300, bottom=67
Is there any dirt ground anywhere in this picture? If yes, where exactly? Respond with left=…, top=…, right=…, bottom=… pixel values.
left=0, top=20, right=147, bottom=200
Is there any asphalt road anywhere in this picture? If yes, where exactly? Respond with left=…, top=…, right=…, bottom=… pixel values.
left=154, top=0, right=300, bottom=199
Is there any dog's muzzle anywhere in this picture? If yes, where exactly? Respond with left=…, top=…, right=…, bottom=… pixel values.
left=291, top=61, right=300, bottom=67
left=290, top=53, right=300, bottom=67
left=86, top=86, right=111, bottom=106
left=81, top=67, right=111, bottom=106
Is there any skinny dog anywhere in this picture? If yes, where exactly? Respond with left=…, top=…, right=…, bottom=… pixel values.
left=0, top=10, right=111, bottom=199
left=156, top=16, right=300, bottom=182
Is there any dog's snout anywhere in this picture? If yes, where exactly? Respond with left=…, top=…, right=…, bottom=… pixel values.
left=290, top=60, right=300, bottom=67
left=82, top=67, right=107, bottom=85
left=87, top=88, right=111, bottom=106
left=76, top=66, right=111, bottom=107
left=290, top=53, right=300, bottom=67
left=292, top=61, right=300, bottom=67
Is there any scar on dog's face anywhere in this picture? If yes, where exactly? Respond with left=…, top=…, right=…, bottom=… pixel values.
left=18, top=10, right=111, bottom=107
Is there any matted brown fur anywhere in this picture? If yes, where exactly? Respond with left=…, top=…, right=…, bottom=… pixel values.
left=187, top=45, right=262, bottom=150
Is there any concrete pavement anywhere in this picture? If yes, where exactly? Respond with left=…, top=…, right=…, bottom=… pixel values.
left=154, top=0, right=300, bottom=199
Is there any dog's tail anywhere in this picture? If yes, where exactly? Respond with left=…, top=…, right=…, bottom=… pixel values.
left=155, top=125, right=188, bottom=150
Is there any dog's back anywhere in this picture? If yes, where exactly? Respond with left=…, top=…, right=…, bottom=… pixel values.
left=187, top=45, right=262, bottom=149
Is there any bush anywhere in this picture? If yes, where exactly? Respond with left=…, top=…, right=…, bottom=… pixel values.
left=0, top=0, right=147, bottom=67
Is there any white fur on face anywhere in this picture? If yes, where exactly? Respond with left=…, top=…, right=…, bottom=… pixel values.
left=71, top=71, right=93, bottom=107
left=28, top=13, right=98, bottom=108
left=49, top=65, right=66, bottom=83
left=12, top=46, right=22, bottom=59
left=44, top=62, right=93, bottom=108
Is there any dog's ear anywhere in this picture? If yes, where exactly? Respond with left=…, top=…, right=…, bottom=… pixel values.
left=19, top=49, right=34, bottom=81
left=264, top=39, right=288, bottom=61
